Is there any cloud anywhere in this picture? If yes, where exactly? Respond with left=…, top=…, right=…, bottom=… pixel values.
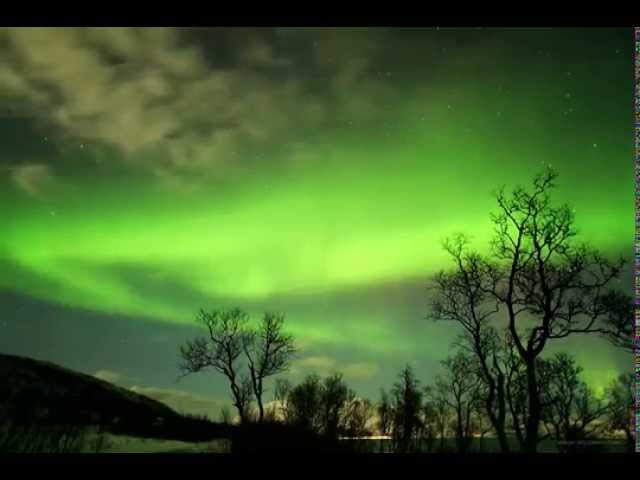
left=0, top=28, right=387, bottom=185
left=297, top=355, right=336, bottom=370
left=293, top=355, right=378, bottom=379
left=92, top=368, right=224, bottom=419
left=9, top=163, right=53, bottom=197
left=129, top=385, right=224, bottom=419
left=342, top=362, right=379, bottom=379
left=93, top=369, right=123, bottom=385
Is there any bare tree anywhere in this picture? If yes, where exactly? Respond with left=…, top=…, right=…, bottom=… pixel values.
left=377, top=389, right=393, bottom=452
left=390, top=365, right=423, bottom=453
left=242, top=312, right=296, bottom=422
left=598, top=290, right=634, bottom=352
left=540, top=353, right=607, bottom=444
left=274, top=378, right=294, bottom=423
left=342, top=397, right=373, bottom=437
left=283, top=374, right=324, bottom=433
left=435, top=351, right=483, bottom=453
left=179, top=308, right=253, bottom=423
left=179, top=307, right=295, bottom=424
left=431, top=235, right=510, bottom=452
left=424, top=385, right=451, bottom=452
left=603, top=372, right=635, bottom=453
left=435, top=169, right=626, bottom=452
left=320, top=373, right=351, bottom=441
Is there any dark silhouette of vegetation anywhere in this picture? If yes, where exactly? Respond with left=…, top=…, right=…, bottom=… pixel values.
left=179, top=307, right=295, bottom=424
left=377, top=388, right=393, bottom=452
left=434, top=351, right=484, bottom=453
left=320, top=373, right=352, bottom=441
left=431, top=236, right=511, bottom=452
left=540, top=353, right=607, bottom=444
left=598, top=290, right=634, bottom=352
left=423, top=384, right=451, bottom=452
left=389, top=365, right=424, bottom=453
left=603, top=372, right=635, bottom=453
left=242, top=312, right=296, bottom=422
left=230, top=420, right=347, bottom=453
left=274, top=372, right=370, bottom=447
left=431, top=168, right=630, bottom=453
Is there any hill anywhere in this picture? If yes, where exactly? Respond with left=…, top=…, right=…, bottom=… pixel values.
left=0, top=352, right=231, bottom=449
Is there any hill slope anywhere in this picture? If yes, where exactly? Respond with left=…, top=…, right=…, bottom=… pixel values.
left=0, top=353, right=230, bottom=442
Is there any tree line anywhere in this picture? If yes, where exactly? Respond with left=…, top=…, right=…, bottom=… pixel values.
left=178, top=169, right=635, bottom=453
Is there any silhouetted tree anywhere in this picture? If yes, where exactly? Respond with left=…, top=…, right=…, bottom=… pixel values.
left=179, top=307, right=295, bottom=424
left=377, top=388, right=393, bottom=452
left=598, top=290, right=634, bottom=352
left=340, top=396, right=373, bottom=451
left=434, top=169, right=627, bottom=452
left=431, top=235, right=510, bottom=452
left=179, top=308, right=254, bottom=423
left=320, top=373, right=352, bottom=441
left=435, top=351, right=483, bottom=453
left=284, top=374, right=324, bottom=433
left=603, top=372, right=635, bottom=453
left=242, top=312, right=296, bottom=422
left=424, top=385, right=451, bottom=452
left=540, top=353, right=606, bottom=444
left=274, top=378, right=294, bottom=423
left=390, top=365, right=423, bottom=453
left=341, top=396, right=373, bottom=438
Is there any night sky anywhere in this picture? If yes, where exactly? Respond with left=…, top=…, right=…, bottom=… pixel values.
left=0, top=27, right=634, bottom=418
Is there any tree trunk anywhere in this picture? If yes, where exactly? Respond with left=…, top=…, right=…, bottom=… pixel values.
left=256, top=395, right=264, bottom=423
left=624, top=429, right=634, bottom=453
left=524, top=357, right=541, bottom=453
left=495, top=377, right=511, bottom=453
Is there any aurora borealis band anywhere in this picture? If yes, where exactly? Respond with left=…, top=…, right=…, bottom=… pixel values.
left=0, top=27, right=634, bottom=411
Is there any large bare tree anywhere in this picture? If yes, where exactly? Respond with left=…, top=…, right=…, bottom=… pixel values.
left=433, top=168, right=629, bottom=452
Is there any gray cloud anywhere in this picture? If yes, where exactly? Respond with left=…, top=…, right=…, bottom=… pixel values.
left=91, top=368, right=224, bottom=419
left=129, top=385, right=224, bottom=419
left=292, top=355, right=379, bottom=380
left=8, top=163, right=53, bottom=197
left=93, top=369, right=123, bottom=384
left=0, top=28, right=389, bottom=186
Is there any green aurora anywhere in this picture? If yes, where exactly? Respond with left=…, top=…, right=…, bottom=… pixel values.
left=0, top=27, right=633, bottom=399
